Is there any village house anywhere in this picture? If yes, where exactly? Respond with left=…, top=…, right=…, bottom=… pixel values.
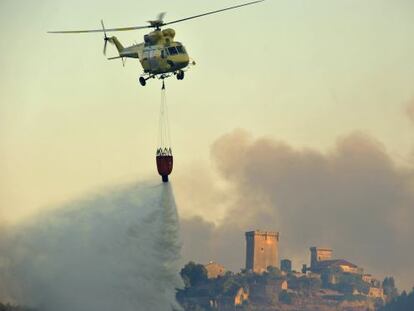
left=204, top=261, right=226, bottom=279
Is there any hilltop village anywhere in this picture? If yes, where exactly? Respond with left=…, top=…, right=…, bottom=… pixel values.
left=177, top=230, right=399, bottom=311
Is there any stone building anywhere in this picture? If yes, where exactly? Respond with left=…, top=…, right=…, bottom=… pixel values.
left=204, top=261, right=226, bottom=279
left=309, top=247, right=361, bottom=274
left=245, top=230, right=279, bottom=273
left=362, top=274, right=374, bottom=284
left=310, top=247, right=333, bottom=270
left=368, top=287, right=384, bottom=299
left=363, top=274, right=381, bottom=288
left=315, top=259, right=360, bottom=274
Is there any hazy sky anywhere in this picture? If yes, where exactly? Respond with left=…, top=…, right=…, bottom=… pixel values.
left=1, top=0, right=414, bottom=289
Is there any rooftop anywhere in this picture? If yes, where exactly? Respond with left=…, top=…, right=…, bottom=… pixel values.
left=310, top=246, right=333, bottom=251
left=316, top=259, right=358, bottom=269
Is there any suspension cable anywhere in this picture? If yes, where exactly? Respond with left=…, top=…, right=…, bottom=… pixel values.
left=157, top=79, right=171, bottom=154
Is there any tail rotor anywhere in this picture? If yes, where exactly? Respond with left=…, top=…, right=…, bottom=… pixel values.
left=101, top=19, right=109, bottom=55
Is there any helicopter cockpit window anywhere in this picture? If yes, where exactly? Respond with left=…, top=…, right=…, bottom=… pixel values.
left=176, top=46, right=185, bottom=54
left=168, top=47, right=178, bottom=55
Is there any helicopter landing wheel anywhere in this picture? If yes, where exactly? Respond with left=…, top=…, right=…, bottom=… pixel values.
left=139, top=77, right=146, bottom=86
left=177, top=70, right=185, bottom=80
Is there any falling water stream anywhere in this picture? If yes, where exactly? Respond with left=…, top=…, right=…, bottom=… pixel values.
left=0, top=181, right=183, bottom=311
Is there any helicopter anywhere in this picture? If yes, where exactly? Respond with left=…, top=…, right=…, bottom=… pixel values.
left=48, top=0, right=264, bottom=86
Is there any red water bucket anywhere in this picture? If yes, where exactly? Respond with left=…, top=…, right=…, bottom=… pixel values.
left=156, top=155, right=173, bottom=182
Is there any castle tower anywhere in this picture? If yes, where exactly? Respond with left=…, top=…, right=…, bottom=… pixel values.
left=310, top=247, right=333, bottom=270
left=245, top=230, right=279, bottom=273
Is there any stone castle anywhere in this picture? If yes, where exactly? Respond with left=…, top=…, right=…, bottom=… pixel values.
left=192, top=229, right=388, bottom=310
left=241, top=231, right=366, bottom=278
left=234, top=230, right=383, bottom=299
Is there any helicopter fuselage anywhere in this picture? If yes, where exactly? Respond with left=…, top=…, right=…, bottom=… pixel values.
left=113, top=28, right=190, bottom=76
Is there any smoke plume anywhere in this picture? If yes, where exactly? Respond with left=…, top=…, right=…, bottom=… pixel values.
left=406, top=98, right=414, bottom=124
left=0, top=181, right=183, bottom=311
left=179, top=129, right=414, bottom=290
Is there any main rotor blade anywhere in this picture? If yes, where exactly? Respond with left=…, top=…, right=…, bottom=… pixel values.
left=163, top=0, right=265, bottom=26
left=48, top=25, right=151, bottom=34
left=48, top=0, right=265, bottom=34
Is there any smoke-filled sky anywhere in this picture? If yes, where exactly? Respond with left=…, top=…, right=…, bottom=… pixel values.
left=1, top=0, right=414, bottom=290
left=177, top=129, right=414, bottom=290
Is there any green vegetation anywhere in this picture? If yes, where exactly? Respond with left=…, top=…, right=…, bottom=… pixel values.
left=382, top=277, right=398, bottom=300
left=286, top=273, right=321, bottom=296
left=298, top=276, right=322, bottom=296
left=177, top=263, right=286, bottom=310
left=215, top=273, right=244, bottom=296
left=278, top=290, right=292, bottom=304
left=180, top=261, right=209, bottom=288
left=0, top=304, right=36, bottom=311
left=177, top=262, right=400, bottom=311
left=266, top=266, right=282, bottom=278
left=379, top=288, right=414, bottom=311
left=332, top=273, right=370, bottom=294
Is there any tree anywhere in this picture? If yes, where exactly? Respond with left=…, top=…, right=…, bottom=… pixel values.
left=382, top=276, right=398, bottom=300
left=180, top=261, right=208, bottom=288
left=333, top=273, right=369, bottom=295
left=279, top=290, right=292, bottom=304
left=297, top=276, right=321, bottom=296
left=221, top=276, right=243, bottom=295
left=0, top=303, right=37, bottom=311
left=266, top=266, right=282, bottom=278
left=379, top=288, right=414, bottom=311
